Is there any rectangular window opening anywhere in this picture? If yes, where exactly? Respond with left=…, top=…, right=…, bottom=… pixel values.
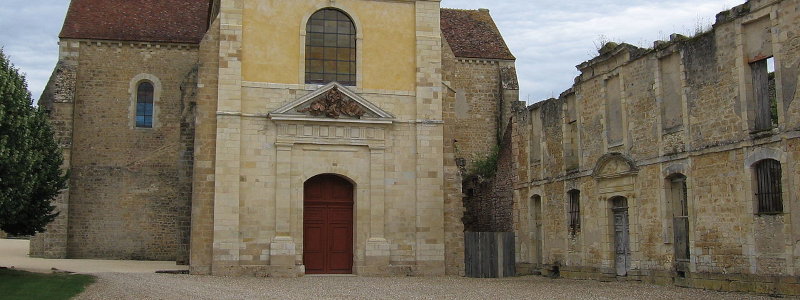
left=568, top=190, right=581, bottom=236
left=750, top=57, right=778, bottom=131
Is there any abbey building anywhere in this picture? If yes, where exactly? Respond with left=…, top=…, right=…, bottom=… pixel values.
left=32, top=0, right=800, bottom=295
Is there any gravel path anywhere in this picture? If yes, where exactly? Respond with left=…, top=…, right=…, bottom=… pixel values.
left=75, top=273, right=773, bottom=300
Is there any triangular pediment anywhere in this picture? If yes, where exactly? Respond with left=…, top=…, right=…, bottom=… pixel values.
left=270, top=82, right=394, bottom=124
left=593, top=153, right=638, bottom=179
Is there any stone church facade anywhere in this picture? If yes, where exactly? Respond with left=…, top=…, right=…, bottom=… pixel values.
left=506, top=0, right=800, bottom=295
left=32, top=0, right=518, bottom=277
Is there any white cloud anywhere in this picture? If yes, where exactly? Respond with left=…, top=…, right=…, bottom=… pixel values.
left=442, top=0, right=745, bottom=103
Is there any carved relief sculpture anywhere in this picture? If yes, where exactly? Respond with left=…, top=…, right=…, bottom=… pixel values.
left=299, top=86, right=366, bottom=119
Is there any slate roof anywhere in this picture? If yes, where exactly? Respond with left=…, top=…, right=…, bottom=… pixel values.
left=440, top=8, right=515, bottom=60
left=59, top=0, right=210, bottom=44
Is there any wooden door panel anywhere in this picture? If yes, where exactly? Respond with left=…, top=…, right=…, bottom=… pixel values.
left=303, top=174, right=353, bottom=274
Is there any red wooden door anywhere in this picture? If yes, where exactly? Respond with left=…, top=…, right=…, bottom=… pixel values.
left=303, top=174, right=353, bottom=274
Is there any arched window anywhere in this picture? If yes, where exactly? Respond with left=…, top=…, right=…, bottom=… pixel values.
left=754, top=159, right=783, bottom=214
left=135, top=81, right=154, bottom=128
left=568, top=190, right=580, bottom=235
left=305, top=8, right=356, bottom=86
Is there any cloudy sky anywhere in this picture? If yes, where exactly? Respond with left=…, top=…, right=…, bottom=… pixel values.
left=0, top=0, right=745, bottom=104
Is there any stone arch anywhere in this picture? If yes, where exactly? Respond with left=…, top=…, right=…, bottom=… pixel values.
left=744, top=147, right=786, bottom=167
left=592, top=152, right=638, bottom=179
left=128, top=73, right=162, bottom=129
left=298, top=4, right=364, bottom=86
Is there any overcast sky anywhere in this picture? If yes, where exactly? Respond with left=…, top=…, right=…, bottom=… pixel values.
left=0, top=0, right=745, bottom=104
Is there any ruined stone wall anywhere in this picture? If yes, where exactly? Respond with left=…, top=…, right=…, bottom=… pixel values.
left=512, top=0, right=800, bottom=295
left=61, top=40, right=197, bottom=260
left=441, top=34, right=518, bottom=274
left=445, top=57, right=502, bottom=168
left=462, top=123, right=514, bottom=233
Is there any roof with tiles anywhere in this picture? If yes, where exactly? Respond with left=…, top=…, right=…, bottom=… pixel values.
left=440, top=8, right=515, bottom=60
left=59, top=0, right=210, bottom=44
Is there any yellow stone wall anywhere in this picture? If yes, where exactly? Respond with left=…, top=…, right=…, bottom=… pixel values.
left=241, top=0, right=417, bottom=92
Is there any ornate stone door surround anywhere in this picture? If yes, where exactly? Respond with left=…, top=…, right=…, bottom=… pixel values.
left=593, top=153, right=639, bottom=276
left=268, top=82, right=394, bottom=275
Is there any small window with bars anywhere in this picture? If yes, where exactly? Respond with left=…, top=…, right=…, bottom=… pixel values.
left=136, top=81, right=154, bottom=128
left=568, top=190, right=581, bottom=235
left=754, top=159, right=783, bottom=214
left=305, top=9, right=356, bottom=86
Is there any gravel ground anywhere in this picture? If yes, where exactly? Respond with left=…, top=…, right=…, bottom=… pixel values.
left=75, top=273, right=774, bottom=300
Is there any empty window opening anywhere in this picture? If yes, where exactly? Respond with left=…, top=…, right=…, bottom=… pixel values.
left=136, top=81, right=154, bottom=128
left=568, top=190, right=581, bottom=236
left=754, top=159, right=783, bottom=214
left=305, top=9, right=356, bottom=86
left=669, top=175, right=690, bottom=262
left=750, top=57, right=777, bottom=131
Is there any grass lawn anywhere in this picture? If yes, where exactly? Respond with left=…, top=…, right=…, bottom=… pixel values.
left=0, top=268, right=95, bottom=300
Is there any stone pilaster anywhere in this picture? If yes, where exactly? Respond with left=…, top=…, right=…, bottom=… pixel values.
left=413, top=0, right=446, bottom=275
left=210, top=0, right=244, bottom=275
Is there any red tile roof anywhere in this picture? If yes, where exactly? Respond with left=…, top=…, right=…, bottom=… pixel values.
left=440, top=8, right=515, bottom=60
left=60, top=0, right=211, bottom=44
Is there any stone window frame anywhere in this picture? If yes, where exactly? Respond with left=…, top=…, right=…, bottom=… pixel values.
left=128, top=73, right=162, bottom=129
left=299, top=4, right=364, bottom=89
left=744, top=147, right=787, bottom=215
left=602, top=73, right=628, bottom=150
left=738, top=13, right=784, bottom=135
left=660, top=163, right=695, bottom=246
left=567, top=189, right=581, bottom=236
left=562, top=91, right=581, bottom=172
left=655, top=51, right=688, bottom=135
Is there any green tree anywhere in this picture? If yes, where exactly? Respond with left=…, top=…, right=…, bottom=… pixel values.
left=0, top=49, right=67, bottom=236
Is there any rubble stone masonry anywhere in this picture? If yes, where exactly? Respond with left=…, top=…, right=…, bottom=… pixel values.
left=511, top=0, right=800, bottom=295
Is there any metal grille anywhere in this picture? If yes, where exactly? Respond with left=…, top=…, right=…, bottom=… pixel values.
left=755, top=159, right=783, bottom=214
left=135, top=81, right=154, bottom=128
left=305, top=9, right=356, bottom=86
left=568, top=190, right=580, bottom=235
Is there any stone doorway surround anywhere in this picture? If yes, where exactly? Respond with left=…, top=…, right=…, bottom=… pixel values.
left=592, top=153, right=638, bottom=277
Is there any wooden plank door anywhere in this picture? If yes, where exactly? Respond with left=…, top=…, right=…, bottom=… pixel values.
left=303, top=174, right=353, bottom=274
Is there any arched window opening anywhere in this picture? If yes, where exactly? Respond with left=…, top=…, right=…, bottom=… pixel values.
left=305, top=8, right=356, bottom=86
left=754, top=159, right=783, bottom=214
left=136, top=81, right=154, bottom=128
left=568, top=190, right=580, bottom=236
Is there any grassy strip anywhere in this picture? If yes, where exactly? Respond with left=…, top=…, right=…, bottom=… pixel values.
left=0, top=268, right=95, bottom=300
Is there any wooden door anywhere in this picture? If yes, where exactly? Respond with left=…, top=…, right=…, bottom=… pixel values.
left=303, top=174, right=353, bottom=274
left=612, top=197, right=630, bottom=277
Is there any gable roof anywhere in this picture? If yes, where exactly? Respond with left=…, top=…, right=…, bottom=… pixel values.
left=59, top=0, right=211, bottom=44
left=440, top=8, right=515, bottom=60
